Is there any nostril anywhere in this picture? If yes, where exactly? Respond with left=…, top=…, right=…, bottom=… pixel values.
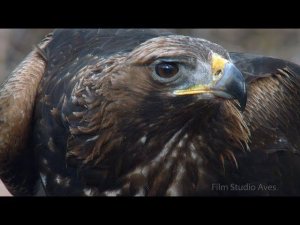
left=215, top=69, right=222, bottom=76
left=213, top=69, right=223, bottom=81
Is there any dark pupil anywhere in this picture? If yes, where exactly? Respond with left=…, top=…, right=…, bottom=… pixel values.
left=155, top=62, right=179, bottom=78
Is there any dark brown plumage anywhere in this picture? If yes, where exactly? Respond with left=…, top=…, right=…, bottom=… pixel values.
left=1, top=29, right=300, bottom=196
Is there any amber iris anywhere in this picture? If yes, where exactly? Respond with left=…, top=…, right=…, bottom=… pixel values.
left=155, top=62, right=179, bottom=78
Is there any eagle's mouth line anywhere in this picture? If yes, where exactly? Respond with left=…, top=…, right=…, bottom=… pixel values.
left=173, top=86, right=233, bottom=100
left=173, top=85, right=212, bottom=96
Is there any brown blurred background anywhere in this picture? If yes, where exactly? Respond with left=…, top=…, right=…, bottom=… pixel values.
left=1, top=29, right=300, bottom=195
left=1, top=29, right=300, bottom=84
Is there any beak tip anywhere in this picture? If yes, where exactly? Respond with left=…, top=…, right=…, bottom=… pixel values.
left=237, top=82, right=247, bottom=112
left=239, top=93, right=247, bottom=112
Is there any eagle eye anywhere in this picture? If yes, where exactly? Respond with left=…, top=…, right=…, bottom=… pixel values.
left=155, top=62, right=179, bottom=78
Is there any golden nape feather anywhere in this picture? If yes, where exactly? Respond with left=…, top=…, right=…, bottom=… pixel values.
left=1, top=29, right=300, bottom=196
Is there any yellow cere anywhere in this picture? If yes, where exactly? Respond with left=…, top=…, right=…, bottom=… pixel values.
left=211, top=53, right=228, bottom=80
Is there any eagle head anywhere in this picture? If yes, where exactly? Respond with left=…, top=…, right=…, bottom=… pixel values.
left=66, top=34, right=250, bottom=195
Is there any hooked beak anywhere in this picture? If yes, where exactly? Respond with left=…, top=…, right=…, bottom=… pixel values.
left=173, top=53, right=247, bottom=111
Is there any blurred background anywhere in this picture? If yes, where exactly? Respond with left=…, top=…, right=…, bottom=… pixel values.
left=1, top=29, right=300, bottom=84
left=1, top=28, right=300, bottom=195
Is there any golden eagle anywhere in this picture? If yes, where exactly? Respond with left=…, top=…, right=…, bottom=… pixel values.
left=1, top=29, right=300, bottom=196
